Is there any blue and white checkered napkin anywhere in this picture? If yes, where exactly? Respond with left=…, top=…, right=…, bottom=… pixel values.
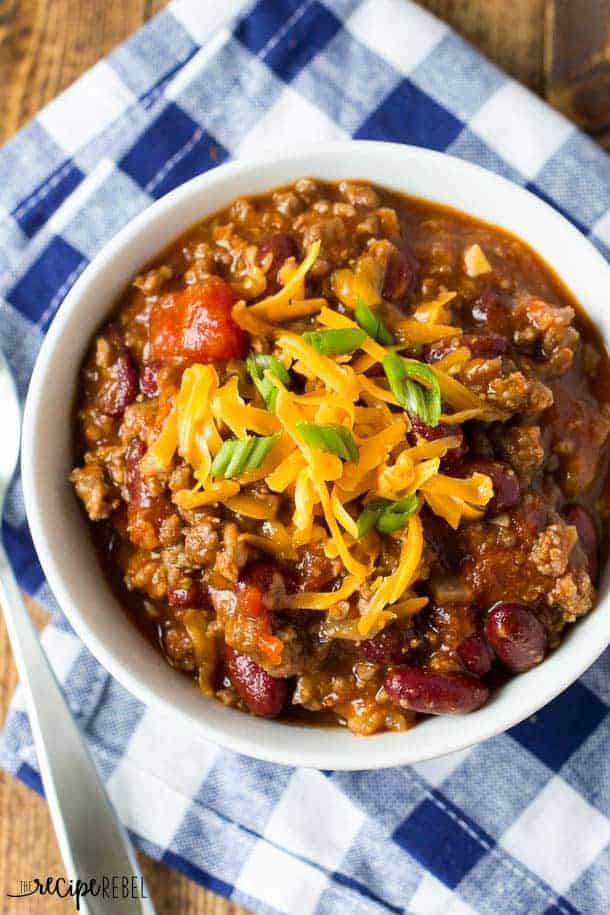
left=1, top=1, right=610, bottom=912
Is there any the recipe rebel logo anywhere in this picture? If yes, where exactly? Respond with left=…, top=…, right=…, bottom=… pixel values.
left=6, top=874, right=148, bottom=910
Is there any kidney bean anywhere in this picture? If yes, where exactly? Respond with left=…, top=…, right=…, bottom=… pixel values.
left=384, top=667, right=489, bottom=714
left=242, top=560, right=280, bottom=593
left=422, top=332, right=507, bottom=364
left=224, top=645, right=289, bottom=717
left=125, top=437, right=151, bottom=507
left=408, top=415, right=467, bottom=468
left=382, top=241, right=418, bottom=302
left=470, top=289, right=512, bottom=335
left=453, top=458, right=520, bottom=513
left=565, top=504, right=599, bottom=584
left=101, top=327, right=138, bottom=417
left=421, top=338, right=458, bottom=364
left=361, top=627, right=412, bottom=664
left=465, top=333, right=508, bottom=358
left=257, top=233, right=298, bottom=294
left=140, top=361, right=162, bottom=397
left=238, top=561, right=289, bottom=618
left=485, top=602, right=547, bottom=672
left=457, top=634, right=493, bottom=676
left=168, top=581, right=207, bottom=608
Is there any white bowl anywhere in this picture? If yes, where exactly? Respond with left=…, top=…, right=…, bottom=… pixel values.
left=22, top=141, right=610, bottom=770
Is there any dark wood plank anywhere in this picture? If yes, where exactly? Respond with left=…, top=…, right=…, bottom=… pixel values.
left=420, top=0, right=546, bottom=92
left=544, top=0, right=610, bottom=148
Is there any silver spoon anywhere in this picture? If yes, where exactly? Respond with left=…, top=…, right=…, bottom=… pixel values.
left=0, top=348, right=155, bottom=915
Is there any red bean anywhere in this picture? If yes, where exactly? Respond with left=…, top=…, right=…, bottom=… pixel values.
left=257, top=233, right=298, bottom=294
left=421, top=338, right=457, bottom=364
left=224, top=645, right=289, bottom=717
left=382, top=241, right=418, bottom=302
left=470, top=289, right=512, bottom=335
left=565, top=505, right=599, bottom=584
left=241, top=560, right=280, bottom=594
left=384, top=667, right=489, bottom=714
left=464, top=333, right=508, bottom=358
left=485, top=602, right=547, bottom=672
left=360, top=628, right=411, bottom=664
left=422, top=332, right=507, bottom=364
left=125, top=438, right=151, bottom=507
left=141, top=361, right=162, bottom=397
left=453, top=458, right=520, bottom=513
left=408, top=415, right=467, bottom=468
left=457, top=634, right=493, bottom=676
left=101, top=326, right=138, bottom=416
left=168, top=581, right=207, bottom=608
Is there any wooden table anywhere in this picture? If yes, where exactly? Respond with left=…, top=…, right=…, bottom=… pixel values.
left=0, top=2, right=607, bottom=913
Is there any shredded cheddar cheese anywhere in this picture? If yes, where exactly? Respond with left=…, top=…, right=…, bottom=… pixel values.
left=225, top=492, right=280, bottom=520
left=142, top=407, right=178, bottom=474
left=142, top=234, right=497, bottom=641
left=359, top=513, right=424, bottom=635
left=434, top=346, right=472, bottom=373
left=412, top=291, right=456, bottom=324
left=174, top=480, right=240, bottom=509
left=212, top=375, right=280, bottom=439
left=249, top=240, right=321, bottom=318
left=397, top=320, right=461, bottom=345
left=286, top=574, right=364, bottom=610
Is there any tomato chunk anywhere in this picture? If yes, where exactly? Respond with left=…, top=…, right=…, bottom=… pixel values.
left=150, top=276, right=248, bottom=362
left=237, top=582, right=266, bottom=618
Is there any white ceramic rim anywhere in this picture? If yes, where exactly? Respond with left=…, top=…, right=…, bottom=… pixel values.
left=22, top=140, right=610, bottom=770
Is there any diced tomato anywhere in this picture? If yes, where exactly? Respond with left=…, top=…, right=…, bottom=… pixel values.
left=257, top=632, right=284, bottom=665
left=127, top=496, right=173, bottom=549
left=237, top=582, right=266, bottom=618
left=235, top=577, right=283, bottom=664
left=149, top=276, right=248, bottom=362
left=242, top=561, right=280, bottom=594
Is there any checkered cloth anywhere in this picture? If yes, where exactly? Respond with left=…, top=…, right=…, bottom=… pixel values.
left=1, top=1, right=609, bottom=912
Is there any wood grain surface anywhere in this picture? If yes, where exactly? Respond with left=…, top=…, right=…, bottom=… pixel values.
left=0, top=1, right=604, bottom=912
left=545, top=0, right=610, bottom=144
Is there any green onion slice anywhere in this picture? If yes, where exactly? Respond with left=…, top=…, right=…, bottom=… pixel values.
left=303, top=327, right=366, bottom=356
left=246, top=353, right=290, bottom=412
left=355, top=297, right=394, bottom=346
left=356, top=498, right=390, bottom=537
left=356, top=494, right=419, bottom=537
left=297, top=423, right=359, bottom=462
left=211, top=433, right=280, bottom=478
left=376, top=494, right=419, bottom=533
left=383, top=351, right=441, bottom=427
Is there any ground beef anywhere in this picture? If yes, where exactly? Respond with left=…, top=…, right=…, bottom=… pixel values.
left=295, top=547, right=340, bottom=592
left=458, top=358, right=554, bottom=416
left=549, top=569, right=595, bottom=622
left=125, top=551, right=167, bottom=600
left=530, top=518, right=578, bottom=577
left=259, top=626, right=305, bottom=678
left=513, top=293, right=579, bottom=376
left=71, top=176, right=610, bottom=734
left=184, top=519, right=220, bottom=567
left=164, top=622, right=196, bottom=671
left=213, top=522, right=248, bottom=583
left=496, top=424, right=545, bottom=480
left=70, top=461, right=118, bottom=521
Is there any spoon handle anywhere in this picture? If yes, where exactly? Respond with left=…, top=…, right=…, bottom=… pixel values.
left=0, top=542, right=155, bottom=915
